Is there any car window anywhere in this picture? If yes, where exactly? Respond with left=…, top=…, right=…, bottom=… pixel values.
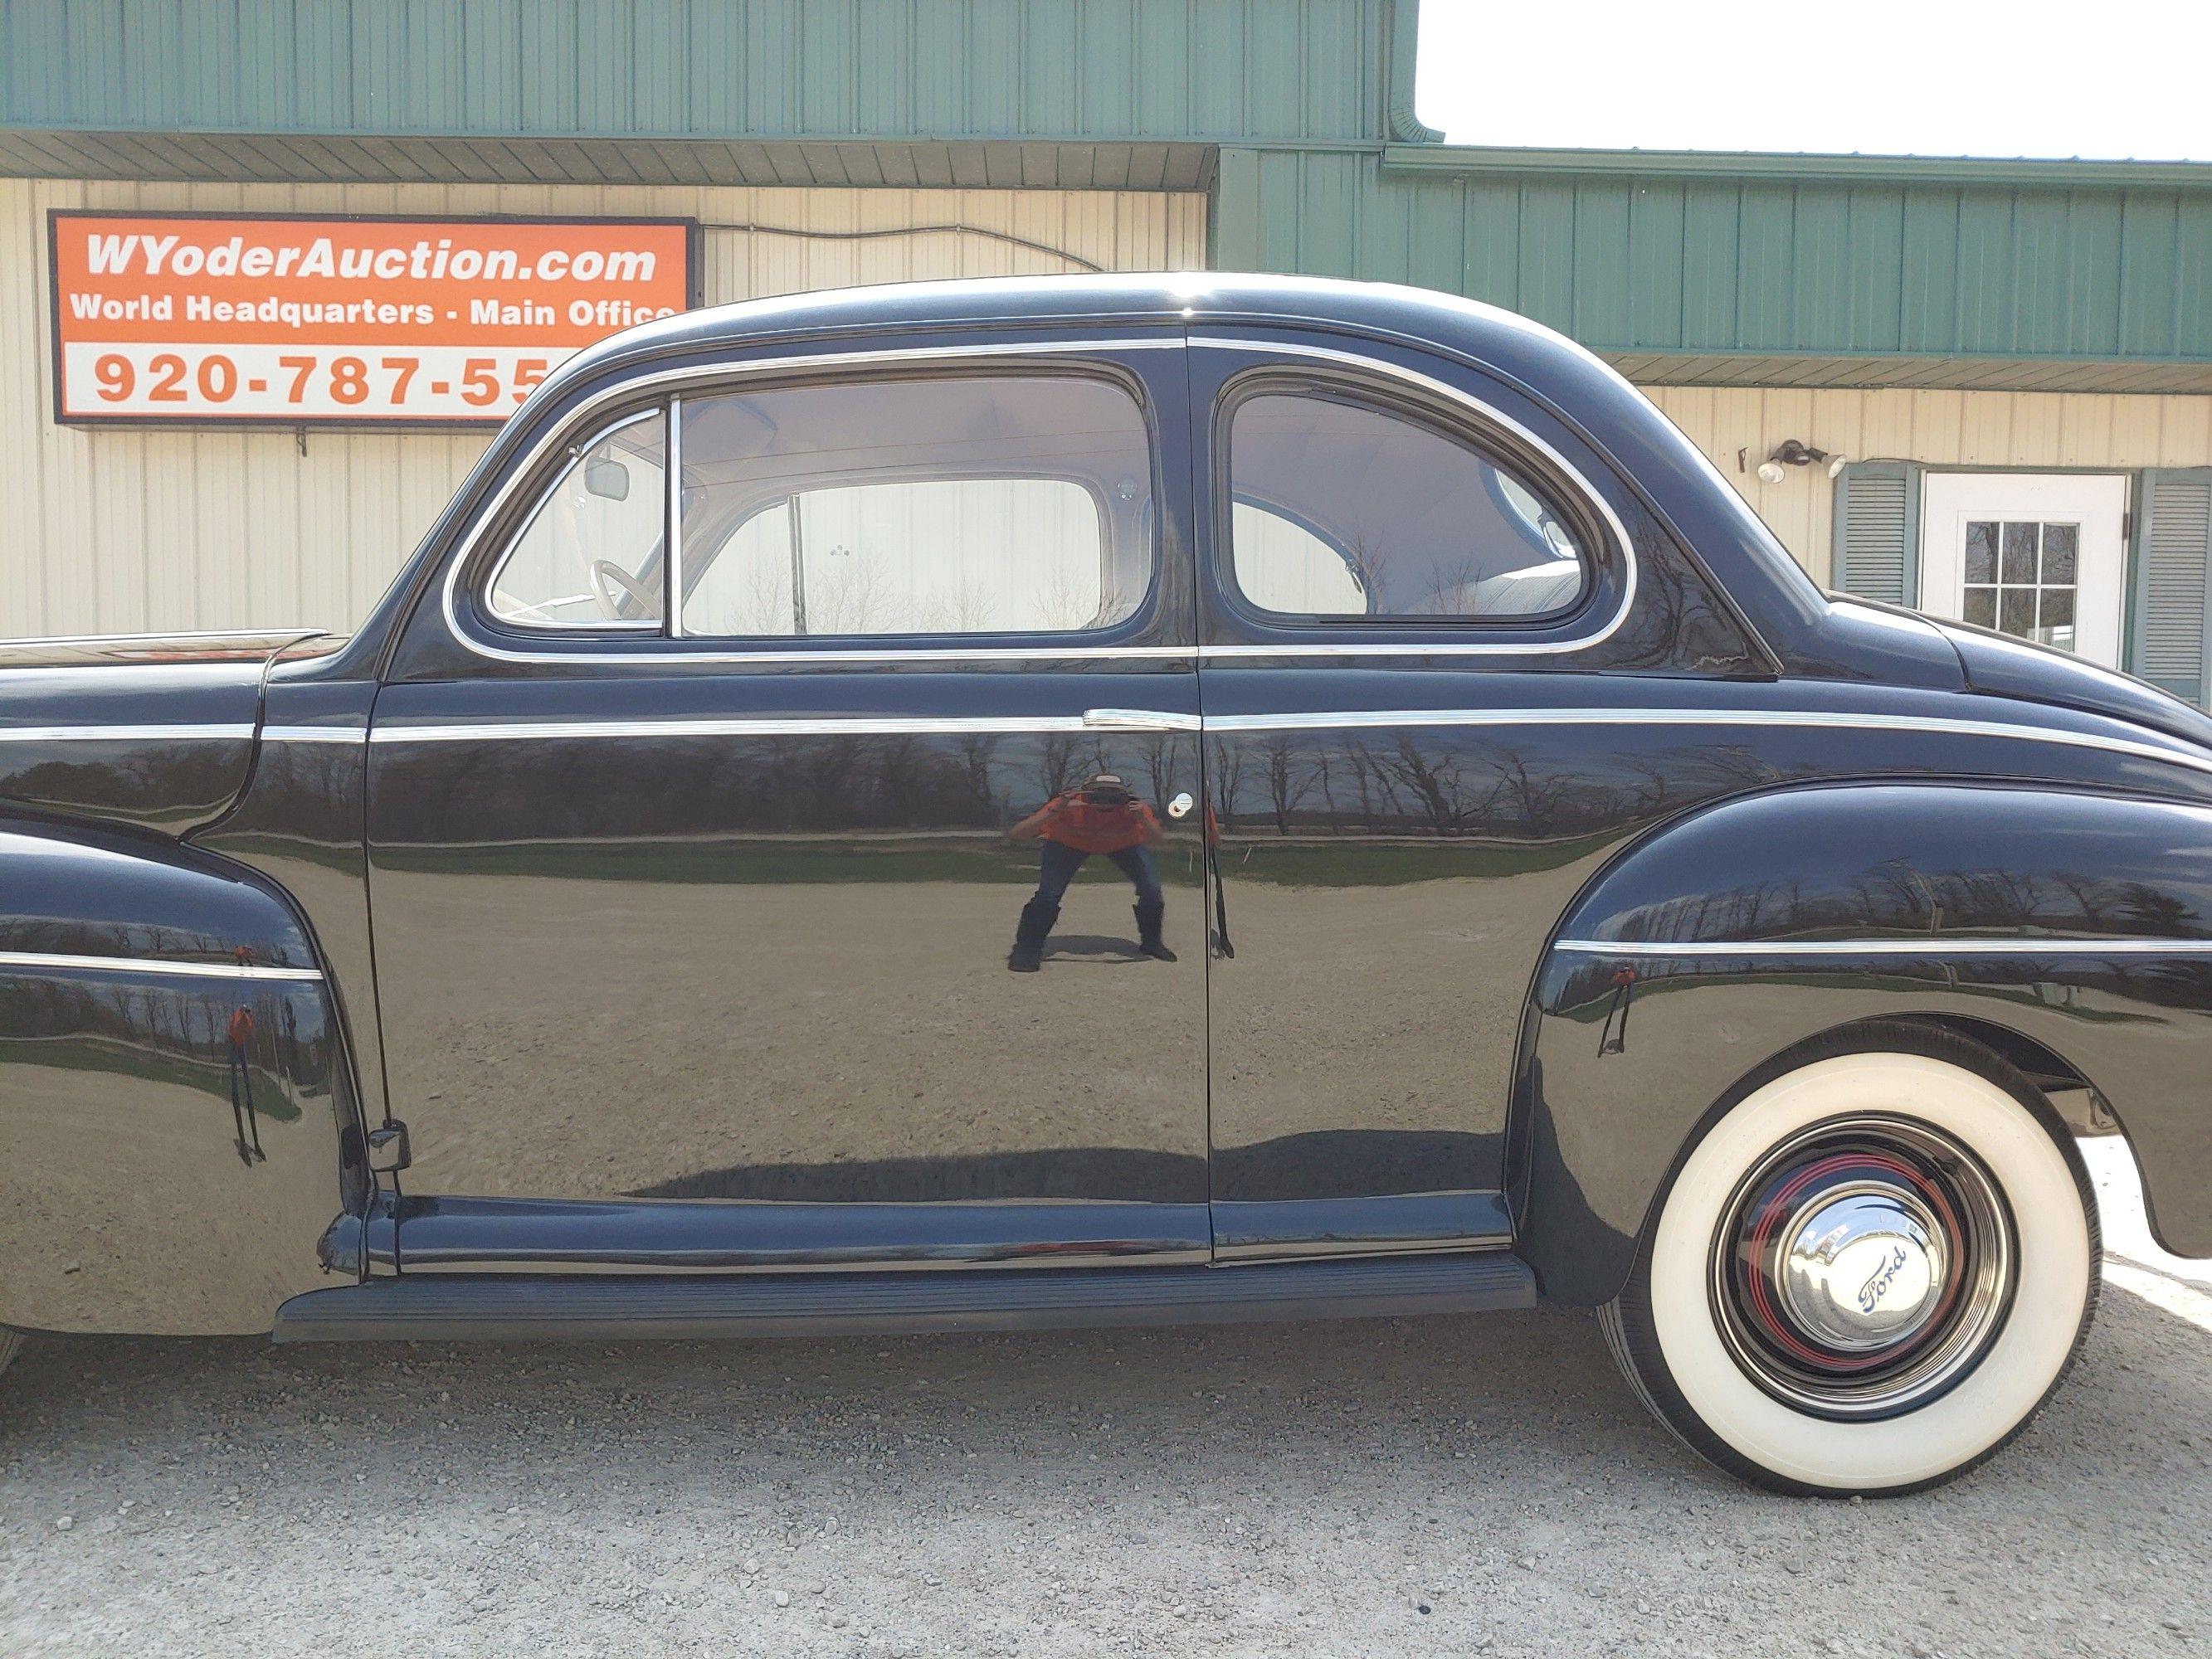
left=487, top=411, right=667, bottom=629
left=676, top=375, right=1151, bottom=640
left=1225, top=389, right=1589, bottom=622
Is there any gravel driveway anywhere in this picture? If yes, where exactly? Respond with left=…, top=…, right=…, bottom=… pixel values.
left=2, top=1144, right=2205, bottom=1659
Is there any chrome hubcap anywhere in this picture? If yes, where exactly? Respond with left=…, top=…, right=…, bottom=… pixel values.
left=1778, top=1186, right=1947, bottom=1351
left=1711, top=1116, right=2015, bottom=1419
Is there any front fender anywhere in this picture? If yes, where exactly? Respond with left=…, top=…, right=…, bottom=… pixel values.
left=1513, top=781, right=2212, bottom=1304
left=0, top=820, right=369, bottom=1334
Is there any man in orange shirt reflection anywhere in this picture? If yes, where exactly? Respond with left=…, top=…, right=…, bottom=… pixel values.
left=227, top=1000, right=265, bottom=1165
left=1006, top=772, right=1176, bottom=972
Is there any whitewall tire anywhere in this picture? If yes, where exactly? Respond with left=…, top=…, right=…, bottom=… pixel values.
left=1602, top=1025, right=2098, bottom=1496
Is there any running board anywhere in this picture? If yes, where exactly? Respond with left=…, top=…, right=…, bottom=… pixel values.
left=273, top=1251, right=1535, bottom=1342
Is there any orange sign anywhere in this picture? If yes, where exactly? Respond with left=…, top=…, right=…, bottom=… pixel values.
left=49, top=212, right=696, bottom=425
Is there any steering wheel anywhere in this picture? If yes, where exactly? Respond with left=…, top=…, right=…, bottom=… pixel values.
left=589, top=559, right=657, bottom=621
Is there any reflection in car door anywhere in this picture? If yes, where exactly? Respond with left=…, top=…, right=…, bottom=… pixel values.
left=365, top=342, right=1211, bottom=1273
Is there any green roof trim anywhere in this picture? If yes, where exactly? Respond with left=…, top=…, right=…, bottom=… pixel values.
left=1216, top=148, right=2212, bottom=391
left=1381, top=144, right=2212, bottom=191
left=0, top=0, right=1393, bottom=148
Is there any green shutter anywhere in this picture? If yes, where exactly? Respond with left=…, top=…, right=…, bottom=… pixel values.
left=1830, top=460, right=1922, bottom=606
left=2130, top=469, right=2212, bottom=708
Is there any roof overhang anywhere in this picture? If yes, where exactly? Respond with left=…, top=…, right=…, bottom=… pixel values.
left=0, top=129, right=1217, bottom=192
left=1610, top=353, right=2212, bottom=396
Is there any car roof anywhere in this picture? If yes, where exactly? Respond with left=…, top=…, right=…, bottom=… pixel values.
left=545, top=271, right=1614, bottom=406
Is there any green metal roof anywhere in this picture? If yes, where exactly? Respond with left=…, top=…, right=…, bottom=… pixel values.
left=0, top=0, right=1406, bottom=187
left=1212, top=147, right=2212, bottom=393
left=5, top=0, right=2208, bottom=391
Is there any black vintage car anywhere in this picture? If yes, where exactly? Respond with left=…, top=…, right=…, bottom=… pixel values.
left=6, top=275, right=2208, bottom=1496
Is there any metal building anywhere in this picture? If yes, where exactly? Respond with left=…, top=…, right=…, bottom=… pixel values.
left=3, top=1, right=2209, bottom=697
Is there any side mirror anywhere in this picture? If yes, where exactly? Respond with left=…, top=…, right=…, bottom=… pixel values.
left=582, top=455, right=631, bottom=502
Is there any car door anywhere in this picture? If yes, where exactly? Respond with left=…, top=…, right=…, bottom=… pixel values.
left=1187, top=328, right=1761, bottom=1262
left=366, top=340, right=1210, bottom=1272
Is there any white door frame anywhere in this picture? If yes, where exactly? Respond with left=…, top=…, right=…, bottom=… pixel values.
left=1919, top=471, right=2130, bottom=668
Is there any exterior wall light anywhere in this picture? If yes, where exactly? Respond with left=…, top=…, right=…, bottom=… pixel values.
left=1754, top=439, right=1849, bottom=484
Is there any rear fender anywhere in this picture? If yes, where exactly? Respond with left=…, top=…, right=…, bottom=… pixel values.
left=0, top=818, right=370, bottom=1334
left=1512, top=781, right=2212, bottom=1304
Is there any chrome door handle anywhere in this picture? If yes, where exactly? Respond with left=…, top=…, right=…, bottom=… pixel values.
left=1082, top=708, right=1201, bottom=733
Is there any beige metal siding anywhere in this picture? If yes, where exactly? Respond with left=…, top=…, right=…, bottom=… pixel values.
left=0, top=176, right=1206, bottom=637
left=1646, top=386, right=2212, bottom=586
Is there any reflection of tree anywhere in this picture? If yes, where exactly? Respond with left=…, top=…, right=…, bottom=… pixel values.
left=1260, top=737, right=1313, bottom=834
left=378, top=726, right=1203, bottom=847
left=0, top=975, right=329, bottom=1122
left=11, top=742, right=243, bottom=832
left=1207, top=738, right=1252, bottom=834
left=1038, top=733, right=1082, bottom=803
left=1140, top=737, right=1177, bottom=820
left=952, top=733, right=1004, bottom=821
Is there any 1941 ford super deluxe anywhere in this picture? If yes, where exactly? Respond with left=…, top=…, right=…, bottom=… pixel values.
left=7, top=274, right=2209, bottom=1496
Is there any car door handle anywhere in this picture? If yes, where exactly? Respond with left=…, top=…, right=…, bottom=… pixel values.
left=1082, top=708, right=1201, bottom=733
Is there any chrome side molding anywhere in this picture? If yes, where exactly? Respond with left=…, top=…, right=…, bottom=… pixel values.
left=1555, top=937, right=2212, bottom=957
left=0, top=950, right=324, bottom=981
left=1083, top=708, right=1201, bottom=732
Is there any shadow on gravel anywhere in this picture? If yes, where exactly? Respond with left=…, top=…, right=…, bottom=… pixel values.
left=2, top=1293, right=2207, bottom=1658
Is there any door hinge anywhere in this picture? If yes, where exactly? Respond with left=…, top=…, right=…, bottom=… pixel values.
left=368, top=1120, right=412, bottom=1174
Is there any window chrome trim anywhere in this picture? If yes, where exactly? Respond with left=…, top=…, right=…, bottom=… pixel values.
left=1556, top=937, right=2212, bottom=958
left=441, top=337, right=1184, bottom=666
left=0, top=949, right=324, bottom=981
left=666, top=394, right=686, bottom=640
left=1192, top=337, right=1638, bottom=657
left=368, top=713, right=1186, bottom=745
left=480, top=407, right=670, bottom=635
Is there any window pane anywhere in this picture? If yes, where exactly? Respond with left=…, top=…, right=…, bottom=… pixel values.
left=1963, top=586, right=1997, bottom=628
left=678, top=503, right=793, bottom=637
left=2037, top=586, right=2075, bottom=650
left=677, top=376, right=1150, bottom=639
left=1227, top=392, right=1589, bottom=621
left=2001, top=522, right=2039, bottom=584
left=1963, top=522, right=1998, bottom=584
left=1230, top=501, right=1368, bottom=614
left=2043, top=522, right=2078, bottom=583
left=490, top=412, right=667, bottom=627
left=2000, top=587, right=2035, bottom=635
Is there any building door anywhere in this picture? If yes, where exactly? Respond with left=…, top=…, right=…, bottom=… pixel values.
left=1919, top=473, right=2129, bottom=667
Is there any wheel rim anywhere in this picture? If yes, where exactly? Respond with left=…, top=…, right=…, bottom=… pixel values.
left=1708, top=1114, right=2016, bottom=1420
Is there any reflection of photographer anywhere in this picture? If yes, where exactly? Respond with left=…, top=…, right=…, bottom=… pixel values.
left=1006, top=772, right=1176, bottom=972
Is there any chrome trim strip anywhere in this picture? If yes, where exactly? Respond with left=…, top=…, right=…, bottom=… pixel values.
left=666, top=393, right=685, bottom=640
left=368, top=713, right=1182, bottom=745
left=261, top=726, right=368, bottom=745
left=1083, top=707, right=1202, bottom=732
left=354, top=704, right=2212, bottom=776
left=450, top=642, right=1191, bottom=667
left=1556, top=937, right=2212, bottom=958
left=0, top=723, right=254, bottom=743
left=0, top=628, right=322, bottom=648
left=1192, top=336, right=1638, bottom=657
left=441, top=337, right=1183, bottom=666
left=0, top=950, right=324, bottom=981
left=1200, top=705, right=2212, bottom=777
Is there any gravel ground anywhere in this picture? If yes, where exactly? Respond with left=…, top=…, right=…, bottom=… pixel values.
left=2, top=1146, right=2206, bottom=1659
